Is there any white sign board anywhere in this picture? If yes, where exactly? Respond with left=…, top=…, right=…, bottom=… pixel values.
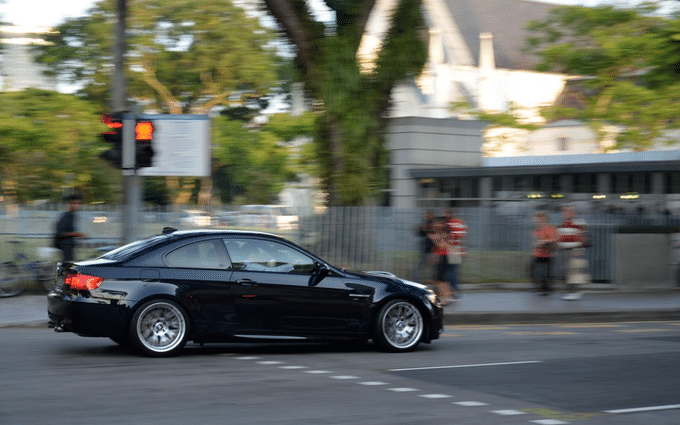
left=123, top=114, right=211, bottom=177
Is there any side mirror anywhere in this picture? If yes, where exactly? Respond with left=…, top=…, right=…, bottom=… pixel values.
left=309, top=262, right=330, bottom=286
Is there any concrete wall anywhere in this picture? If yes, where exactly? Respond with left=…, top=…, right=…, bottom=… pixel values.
left=386, top=117, right=486, bottom=208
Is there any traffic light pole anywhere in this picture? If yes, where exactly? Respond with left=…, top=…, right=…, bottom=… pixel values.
left=113, top=0, right=141, bottom=244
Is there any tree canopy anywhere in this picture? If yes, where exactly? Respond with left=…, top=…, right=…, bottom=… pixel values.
left=34, top=0, right=279, bottom=114
left=524, top=3, right=680, bottom=150
left=0, top=89, right=120, bottom=203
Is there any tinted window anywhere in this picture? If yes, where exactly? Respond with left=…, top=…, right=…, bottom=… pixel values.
left=224, top=238, right=315, bottom=274
left=165, top=240, right=230, bottom=269
left=100, top=235, right=168, bottom=261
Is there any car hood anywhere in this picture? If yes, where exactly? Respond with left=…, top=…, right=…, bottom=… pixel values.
left=344, top=269, right=429, bottom=291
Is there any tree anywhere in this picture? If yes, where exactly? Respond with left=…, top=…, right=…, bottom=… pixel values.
left=524, top=4, right=680, bottom=150
left=34, top=0, right=282, bottom=205
left=0, top=89, right=121, bottom=203
left=35, top=0, right=278, bottom=114
left=263, top=0, right=427, bottom=205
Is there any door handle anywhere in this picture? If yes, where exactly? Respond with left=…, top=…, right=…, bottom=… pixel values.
left=237, top=279, right=256, bottom=286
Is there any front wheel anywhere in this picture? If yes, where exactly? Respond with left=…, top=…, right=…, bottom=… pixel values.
left=372, top=299, right=424, bottom=352
left=129, top=300, right=189, bottom=357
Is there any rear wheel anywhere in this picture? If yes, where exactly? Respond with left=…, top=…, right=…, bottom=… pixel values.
left=129, top=300, right=189, bottom=357
left=372, top=299, right=424, bottom=352
left=0, top=263, right=23, bottom=298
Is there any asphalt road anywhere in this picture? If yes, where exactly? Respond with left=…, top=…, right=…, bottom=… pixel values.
left=1, top=322, right=679, bottom=425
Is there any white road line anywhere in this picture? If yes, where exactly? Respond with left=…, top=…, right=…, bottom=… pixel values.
left=331, top=375, right=359, bottom=380
left=491, top=409, right=526, bottom=416
left=387, top=387, right=419, bottom=392
left=305, top=370, right=332, bottom=374
left=530, top=420, right=569, bottom=425
left=454, top=401, right=488, bottom=407
left=604, top=404, right=680, bottom=414
left=279, top=365, right=307, bottom=370
left=358, top=381, right=388, bottom=386
left=235, top=356, right=260, bottom=360
left=389, top=360, right=542, bottom=372
left=257, top=361, right=283, bottom=365
left=419, top=394, right=452, bottom=399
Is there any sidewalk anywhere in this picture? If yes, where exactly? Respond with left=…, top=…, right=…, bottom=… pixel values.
left=2, top=286, right=680, bottom=328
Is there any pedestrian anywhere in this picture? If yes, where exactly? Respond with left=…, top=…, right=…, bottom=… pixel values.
left=416, top=210, right=436, bottom=282
left=531, top=211, right=557, bottom=295
left=54, top=194, right=85, bottom=262
left=427, top=218, right=454, bottom=303
left=444, top=209, right=467, bottom=300
left=557, top=205, right=588, bottom=300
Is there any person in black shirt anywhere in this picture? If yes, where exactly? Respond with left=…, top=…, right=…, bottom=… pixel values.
left=54, top=194, right=84, bottom=262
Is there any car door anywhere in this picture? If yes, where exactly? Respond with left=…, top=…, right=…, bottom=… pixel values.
left=163, top=239, right=236, bottom=338
left=224, top=237, right=361, bottom=336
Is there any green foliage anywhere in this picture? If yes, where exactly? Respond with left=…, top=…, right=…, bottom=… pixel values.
left=0, top=89, right=121, bottom=203
left=211, top=117, right=293, bottom=204
left=524, top=4, right=680, bottom=150
left=34, top=0, right=279, bottom=113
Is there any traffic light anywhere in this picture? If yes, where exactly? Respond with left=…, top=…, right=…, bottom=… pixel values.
left=135, top=119, right=155, bottom=168
left=100, top=113, right=123, bottom=168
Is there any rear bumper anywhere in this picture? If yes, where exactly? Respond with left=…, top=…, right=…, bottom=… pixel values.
left=47, top=291, right=130, bottom=340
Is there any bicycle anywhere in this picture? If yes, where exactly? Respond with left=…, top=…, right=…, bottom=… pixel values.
left=0, top=240, right=59, bottom=298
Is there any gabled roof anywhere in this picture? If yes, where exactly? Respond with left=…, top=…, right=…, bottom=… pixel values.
left=443, top=0, right=555, bottom=70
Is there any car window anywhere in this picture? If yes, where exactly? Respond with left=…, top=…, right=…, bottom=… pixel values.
left=165, top=240, right=230, bottom=269
left=224, top=238, right=315, bottom=274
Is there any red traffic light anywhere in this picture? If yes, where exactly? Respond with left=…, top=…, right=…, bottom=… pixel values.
left=102, top=114, right=123, bottom=129
left=135, top=121, right=154, bottom=141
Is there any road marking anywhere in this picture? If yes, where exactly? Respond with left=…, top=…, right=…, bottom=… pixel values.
left=454, top=401, right=488, bottom=406
left=419, top=394, right=452, bottom=399
left=491, top=409, right=526, bottom=415
left=358, top=381, right=388, bottom=386
left=387, top=387, right=419, bottom=392
left=604, top=404, right=680, bottom=414
left=257, top=360, right=283, bottom=365
left=559, top=323, right=621, bottom=328
left=235, top=356, right=260, bottom=360
left=388, top=360, right=542, bottom=372
left=305, top=370, right=332, bottom=374
left=331, top=375, right=359, bottom=380
left=530, top=420, right=569, bottom=425
left=279, top=365, right=307, bottom=370
left=616, top=329, right=670, bottom=333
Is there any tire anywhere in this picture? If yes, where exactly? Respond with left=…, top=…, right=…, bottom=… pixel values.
left=0, top=263, right=24, bottom=298
left=129, top=299, right=189, bottom=357
left=372, top=299, right=424, bottom=353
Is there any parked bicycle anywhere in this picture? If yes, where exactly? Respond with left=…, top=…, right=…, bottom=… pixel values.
left=0, top=240, right=59, bottom=298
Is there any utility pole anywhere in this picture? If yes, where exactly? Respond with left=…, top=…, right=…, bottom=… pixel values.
left=113, top=0, right=141, bottom=244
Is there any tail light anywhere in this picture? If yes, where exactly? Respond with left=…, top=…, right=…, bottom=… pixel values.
left=64, top=273, right=104, bottom=290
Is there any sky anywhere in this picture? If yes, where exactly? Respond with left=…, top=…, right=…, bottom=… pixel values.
left=0, top=0, right=643, bottom=30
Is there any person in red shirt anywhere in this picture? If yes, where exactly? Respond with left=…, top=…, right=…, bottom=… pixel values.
left=532, top=211, right=557, bottom=294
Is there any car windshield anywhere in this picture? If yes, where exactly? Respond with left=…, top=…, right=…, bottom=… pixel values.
left=99, top=235, right=168, bottom=261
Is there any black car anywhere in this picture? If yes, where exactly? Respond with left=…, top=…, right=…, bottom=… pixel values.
left=48, top=229, right=443, bottom=356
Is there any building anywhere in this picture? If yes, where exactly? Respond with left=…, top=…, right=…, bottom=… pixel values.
left=371, top=0, right=680, bottom=212
left=0, top=25, right=57, bottom=92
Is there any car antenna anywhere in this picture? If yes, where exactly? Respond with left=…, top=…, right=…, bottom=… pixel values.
left=162, top=227, right=177, bottom=234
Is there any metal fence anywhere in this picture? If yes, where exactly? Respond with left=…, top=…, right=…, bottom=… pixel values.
left=1, top=204, right=678, bottom=284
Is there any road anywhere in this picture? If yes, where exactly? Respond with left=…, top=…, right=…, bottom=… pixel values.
left=1, top=322, right=679, bottom=424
